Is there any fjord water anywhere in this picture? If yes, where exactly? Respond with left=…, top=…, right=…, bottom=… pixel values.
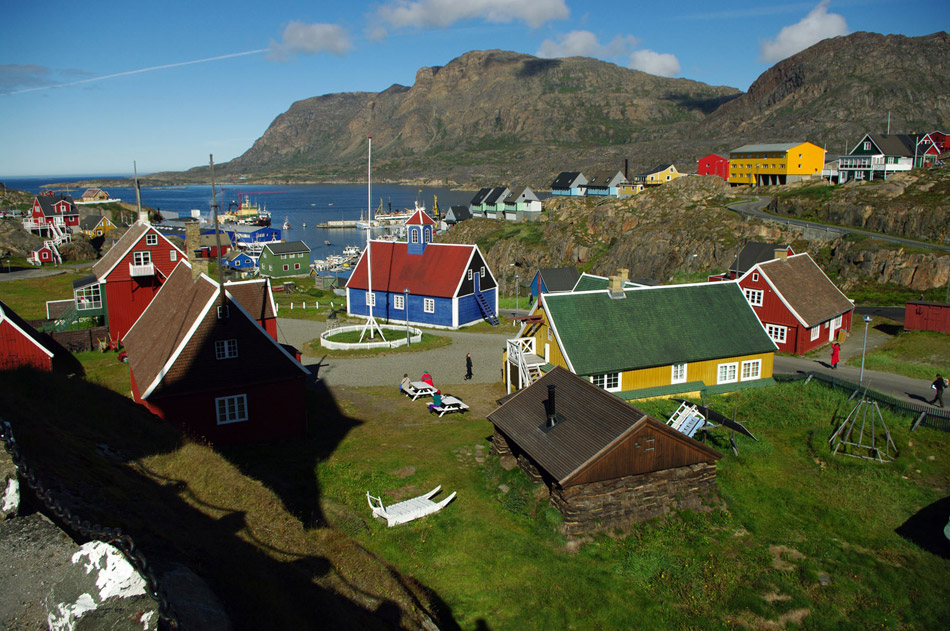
left=4, top=178, right=475, bottom=264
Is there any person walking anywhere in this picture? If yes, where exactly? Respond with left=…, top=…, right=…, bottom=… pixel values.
left=465, top=353, right=473, bottom=380
left=929, top=373, right=946, bottom=407
left=830, top=342, right=840, bottom=370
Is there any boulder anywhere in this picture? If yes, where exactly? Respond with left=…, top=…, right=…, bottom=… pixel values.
left=1, top=448, right=17, bottom=519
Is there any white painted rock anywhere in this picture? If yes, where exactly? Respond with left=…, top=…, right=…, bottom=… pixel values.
left=46, top=540, right=158, bottom=631
left=0, top=449, right=18, bottom=520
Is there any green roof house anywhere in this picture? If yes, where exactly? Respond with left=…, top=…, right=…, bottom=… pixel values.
left=258, top=241, right=311, bottom=278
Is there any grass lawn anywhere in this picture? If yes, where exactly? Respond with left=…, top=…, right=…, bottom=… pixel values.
left=309, top=331, right=452, bottom=358
left=848, top=330, right=950, bottom=381
left=0, top=270, right=90, bottom=319
left=300, top=381, right=950, bottom=631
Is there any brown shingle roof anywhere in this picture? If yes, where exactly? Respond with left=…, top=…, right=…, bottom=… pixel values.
left=92, top=222, right=151, bottom=279
left=224, top=279, right=275, bottom=321
left=757, top=253, right=853, bottom=327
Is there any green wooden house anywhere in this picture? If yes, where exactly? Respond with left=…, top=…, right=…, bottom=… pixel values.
left=259, top=241, right=311, bottom=278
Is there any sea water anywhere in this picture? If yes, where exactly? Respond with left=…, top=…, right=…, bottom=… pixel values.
left=2, top=177, right=476, bottom=265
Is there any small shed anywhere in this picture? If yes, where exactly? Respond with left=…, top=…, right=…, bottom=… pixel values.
left=488, top=367, right=721, bottom=536
left=904, top=301, right=950, bottom=335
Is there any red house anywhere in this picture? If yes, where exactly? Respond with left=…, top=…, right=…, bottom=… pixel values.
left=0, top=299, right=68, bottom=372
left=904, top=301, right=950, bottom=335
left=123, top=261, right=309, bottom=444
left=223, top=278, right=279, bottom=340
left=75, top=221, right=186, bottom=345
left=708, top=242, right=794, bottom=282
left=698, top=154, right=730, bottom=181
left=25, top=195, right=79, bottom=235
left=736, top=252, right=854, bottom=356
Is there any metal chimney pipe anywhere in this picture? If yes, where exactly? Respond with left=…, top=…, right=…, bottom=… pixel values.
left=546, top=384, right=557, bottom=427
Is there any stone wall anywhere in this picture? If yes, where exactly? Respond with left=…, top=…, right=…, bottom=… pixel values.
left=551, top=462, right=719, bottom=537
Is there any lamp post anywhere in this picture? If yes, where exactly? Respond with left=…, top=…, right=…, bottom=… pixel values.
left=859, top=314, right=872, bottom=385
left=515, top=273, right=520, bottom=318
left=404, top=288, right=410, bottom=347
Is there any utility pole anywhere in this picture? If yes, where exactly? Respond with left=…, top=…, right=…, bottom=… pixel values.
left=210, top=155, right=225, bottom=291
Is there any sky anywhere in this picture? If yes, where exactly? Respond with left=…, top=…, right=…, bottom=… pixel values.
left=1, top=0, right=946, bottom=177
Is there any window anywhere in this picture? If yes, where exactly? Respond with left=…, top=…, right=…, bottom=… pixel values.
left=832, top=314, right=842, bottom=330
left=810, top=325, right=820, bottom=341
left=133, top=251, right=151, bottom=266
left=411, top=230, right=419, bottom=244
left=423, top=230, right=431, bottom=243
left=744, top=288, right=763, bottom=307
left=591, top=372, right=620, bottom=392
left=215, top=339, right=238, bottom=360
left=752, top=272, right=759, bottom=281
left=468, top=269, right=473, bottom=281
left=863, top=141, right=871, bottom=150
left=741, top=360, right=761, bottom=381
left=146, top=233, right=158, bottom=246
left=294, top=263, right=300, bottom=270
left=717, top=362, right=738, bottom=384
left=423, top=298, right=435, bottom=313
left=283, top=265, right=289, bottom=271
left=394, top=294, right=404, bottom=310
left=217, top=305, right=229, bottom=319
left=365, top=292, right=376, bottom=306
left=766, top=324, right=787, bottom=344
left=671, top=363, right=687, bottom=384
left=216, top=394, right=247, bottom=425
left=480, top=266, right=485, bottom=278
left=170, top=250, right=177, bottom=262
left=75, top=283, right=102, bottom=310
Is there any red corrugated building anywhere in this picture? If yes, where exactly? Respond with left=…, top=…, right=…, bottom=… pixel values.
left=904, top=301, right=950, bottom=335
left=698, top=154, right=730, bottom=181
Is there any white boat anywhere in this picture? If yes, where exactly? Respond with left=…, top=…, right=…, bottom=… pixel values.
left=342, top=245, right=361, bottom=258
left=282, top=217, right=290, bottom=230
left=302, top=222, right=307, bottom=228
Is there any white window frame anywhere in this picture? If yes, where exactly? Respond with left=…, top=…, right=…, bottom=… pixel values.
left=170, top=250, right=177, bottom=262
left=766, top=324, right=787, bottom=344
left=480, top=266, right=486, bottom=278
left=744, top=288, right=763, bottom=307
left=591, top=372, right=621, bottom=392
left=423, top=229, right=431, bottom=243
left=740, top=359, right=761, bottom=381
left=215, top=339, right=238, bottom=360
left=411, top=230, right=419, bottom=244
left=423, top=298, right=435, bottom=313
left=215, top=394, right=248, bottom=425
left=467, top=269, right=473, bottom=281
left=752, top=272, right=758, bottom=281
left=294, top=263, right=300, bottom=270
left=365, top=292, right=376, bottom=306
left=810, top=325, right=820, bottom=341
left=217, top=305, right=229, bottom=319
left=671, top=363, right=687, bottom=384
left=394, top=294, right=404, bottom=310
left=832, top=314, right=842, bottom=330
left=283, top=264, right=289, bottom=271
left=717, top=362, right=738, bottom=384
left=146, top=233, right=158, bottom=246
left=133, top=251, right=151, bottom=266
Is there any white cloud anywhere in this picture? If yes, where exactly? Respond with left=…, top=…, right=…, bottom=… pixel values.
left=269, top=22, right=353, bottom=60
left=760, top=0, right=849, bottom=62
left=375, top=0, right=569, bottom=33
left=628, top=49, right=681, bottom=77
left=536, top=31, right=639, bottom=59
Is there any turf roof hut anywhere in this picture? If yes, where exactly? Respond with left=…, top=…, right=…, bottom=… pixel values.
left=488, top=367, right=722, bottom=537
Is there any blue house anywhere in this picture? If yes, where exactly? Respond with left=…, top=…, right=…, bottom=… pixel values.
left=216, top=224, right=282, bottom=246
left=530, top=267, right=581, bottom=299
left=345, top=209, right=499, bottom=329
left=551, top=172, right=587, bottom=196
left=224, top=249, right=259, bottom=272
left=585, top=170, right=627, bottom=196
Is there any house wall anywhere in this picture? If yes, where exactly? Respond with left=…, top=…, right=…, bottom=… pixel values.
left=551, top=463, right=718, bottom=537
left=348, top=288, right=456, bottom=328
left=0, top=321, right=53, bottom=371
left=104, top=278, right=163, bottom=343
left=259, top=252, right=307, bottom=277
left=698, top=156, right=730, bottom=181
left=905, top=302, right=950, bottom=334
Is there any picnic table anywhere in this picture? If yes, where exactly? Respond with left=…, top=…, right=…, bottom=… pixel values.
left=405, top=381, right=438, bottom=400
left=430, top=394, right=470, bottom=417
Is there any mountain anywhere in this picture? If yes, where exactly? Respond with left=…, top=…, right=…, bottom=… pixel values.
left=168, top=32, right=948, bottom=187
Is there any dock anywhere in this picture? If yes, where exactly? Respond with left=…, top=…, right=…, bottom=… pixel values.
left=316, top=220, right=360, bottom=229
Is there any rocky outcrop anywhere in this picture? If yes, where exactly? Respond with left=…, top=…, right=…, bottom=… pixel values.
left=0, top=218, right=44, bottom=258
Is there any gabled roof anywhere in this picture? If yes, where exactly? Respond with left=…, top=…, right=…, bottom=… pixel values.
left=79, top=215, right=106, bottom=231
left=543, top=282, right=776, bottom=375
left=470, top=187, right=492, bottom=206
left=483, top=186, right=509, bottom=205
left=571, top=273, right=658, bottom=292
left=729, top=242, right=793, bottom=275
left=851, top=133, right=916, bottom=157
left=537, top=267, right=580, bottom=293
left=750, top=253, right=854, bottom=328
left=636, top=164, right=674, bottom=176
left=406, top=208, right=435, bottom=225
left=551, top=172, right=585, bottom=189
left=504, top=186, right=538, bottom=203
left=586, top=170, right=625, bottom=186
left=488, top=367, right=721, bottom=486
left=263, top=240, right=310, bottom=255
left=730, top=143, right=803, bottom=154
left=124, top=262, right=308, bottom=400
left=346, top=241, right=478, bottom=297
left=446, top=205, right=472, bottom=222
left=0, top=299, right=60, bottom=360
left=34, top=195, right=76, bottom=217
left=224, top=278, right=276, bottom=321
left=91, top=221, right=185, bottom=280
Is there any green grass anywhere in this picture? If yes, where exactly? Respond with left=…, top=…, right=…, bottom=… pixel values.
left=307, top=331, right=452, bottom=358
left=0, top=271, right=90, bottom=319
left=851, top=329, right=950, bottom=380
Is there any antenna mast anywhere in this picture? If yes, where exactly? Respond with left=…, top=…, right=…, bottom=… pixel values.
left=360, top=136, right=385, bottom=342
left=133, top=161, right=144, bottom=223
left=210, top=155, right=226, bottom=298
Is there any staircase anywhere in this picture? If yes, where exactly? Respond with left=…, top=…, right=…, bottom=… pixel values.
left=52, top=302, right=79, bottom=332
left=475, top=292, right=499, bottom=326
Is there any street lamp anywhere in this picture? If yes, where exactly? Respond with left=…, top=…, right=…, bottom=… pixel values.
left=859, top=314, right=872, bottom=384
left=515, top=273, right=520, bottom=318
left=404, top=288, right=410, bottom=347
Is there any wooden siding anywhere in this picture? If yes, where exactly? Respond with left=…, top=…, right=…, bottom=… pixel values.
left=905, top=302, right=950, bottom=334
left=0, top=320, right=53, bottom=371
left=104, top=277, right=163, bottom=343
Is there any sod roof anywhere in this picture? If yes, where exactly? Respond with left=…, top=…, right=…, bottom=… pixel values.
left=543, top=282, right=776, bottom=375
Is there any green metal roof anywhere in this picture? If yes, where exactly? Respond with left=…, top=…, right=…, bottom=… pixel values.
left=572, top=274, right=643, bottom=292
left=544, top=283, right=777, bottom=375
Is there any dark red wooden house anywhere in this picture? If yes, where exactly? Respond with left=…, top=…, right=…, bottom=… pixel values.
left=697, top=154, right=730, bottom=181
left=26, top=195, right=79, bottom=234
left=123, top=261, right=309, bottom=444
left=488, top=367, right=721, bottom=536
left=737, top=252, right=854, bottom=355
left=77, top=221, right=186, bottom=345
left=904, top=301, right=950, bottom=335
left=0, top=299, right=68, bottom=372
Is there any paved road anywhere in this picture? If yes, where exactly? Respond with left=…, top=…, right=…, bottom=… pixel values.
left=276, top=317, right=517, bottom=388
left=0, top=262, right=92, bottom=282
left=727, top=198, right=950, bottom=252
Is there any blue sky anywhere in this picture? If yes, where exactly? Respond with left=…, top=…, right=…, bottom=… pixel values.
left=1, top=0, right=945, bottom=177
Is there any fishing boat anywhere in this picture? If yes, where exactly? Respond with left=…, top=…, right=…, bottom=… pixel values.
left=324, top=240, right=331, bottom=246
left=302, top=221, right=307, bottom=228
left=342, top=245, right=361, bottom=258
left=282, top=217, right=291, bottom=230
left=220, top=197, right=272, bottom=226
left=355, top=211, right=379, bottom=229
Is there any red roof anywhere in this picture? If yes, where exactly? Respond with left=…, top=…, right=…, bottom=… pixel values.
left=406, top=209, right=435, bottom=225
left=346, top=241, right=475, bottom=297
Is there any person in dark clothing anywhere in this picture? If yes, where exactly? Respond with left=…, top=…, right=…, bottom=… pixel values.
left=929, top=374, right=946, bottom=407
left=830, top=342, right=840, bottom=369
left=465, top=353, right=473, bottom=380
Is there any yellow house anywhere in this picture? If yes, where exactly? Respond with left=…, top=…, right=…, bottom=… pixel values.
left=79, top=215, right=118, bottom=237
left=728, top=141, right=826, bottom=186
left=630, top=163, right=685, bottom=187
left=504, top=276, right=777, bottom=397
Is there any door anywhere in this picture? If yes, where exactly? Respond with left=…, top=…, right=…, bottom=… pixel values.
left=473, top=270, right=480, bottom=294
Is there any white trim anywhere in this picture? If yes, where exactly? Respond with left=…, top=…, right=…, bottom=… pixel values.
left=671, top=362, right=687, bottom=384
left=540, top=294, right=576, bottom=374
left=215, top=338, right=238, bottom=360
left=717, top=362, right=738, bottom=384
left=590, top=372, right=621, bottom=392
left=423, top=297, right=435, bottom=313
left=740, top=359, right=761, bottom=381
left=215, top=394, right=248, bottom=424
left=766, top=324, right=787, bottom=344
left=0, top=304, right=56, bottom=358
left=394, top=294, right=404, bottom=310
left=225, top=289, right=310, bottom=375
left=96, top=222, right=185, bottom=280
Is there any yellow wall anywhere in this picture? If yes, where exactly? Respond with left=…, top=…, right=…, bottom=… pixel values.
left=646, top=166, right=683, bottom=185
left=728, top=142, right=826, bottom=185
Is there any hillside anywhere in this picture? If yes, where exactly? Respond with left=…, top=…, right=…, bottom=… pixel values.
left=146, top=31, right=950, bottom=188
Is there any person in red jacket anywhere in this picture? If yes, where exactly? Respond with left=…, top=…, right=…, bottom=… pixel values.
left=421, top=370, right=434, bottom=387
left=830, top=342, right=840, bottom=370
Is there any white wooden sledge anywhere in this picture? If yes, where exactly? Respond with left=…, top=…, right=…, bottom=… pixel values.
left=366, top=485, right=457, bottom=527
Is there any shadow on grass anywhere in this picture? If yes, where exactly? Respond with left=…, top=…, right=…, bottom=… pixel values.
left=0, top=367, right=461, bottom=631
left=895, top=496, right=950, bottom=560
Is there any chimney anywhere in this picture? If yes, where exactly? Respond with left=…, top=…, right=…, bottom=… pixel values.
left=546, top=384, right=558, bottom=428
left=609, top=268, right=629, bottom=299
left=185, top=221, right=199, bottom=261
left=774, top=248, right=788, bottom=262
left=624, top=158, right=628, bottom=179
